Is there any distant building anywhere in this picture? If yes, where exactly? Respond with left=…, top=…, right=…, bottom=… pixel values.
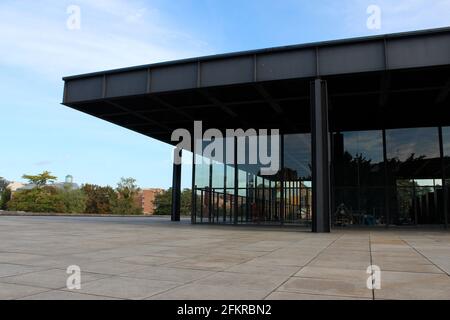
left=135, top=188, right=165, bottom=215
left=14, top=175, right=79, bottom=192
left=52, top=175, right=80, bottom=190
left=7, top=182, right=25, bottom=192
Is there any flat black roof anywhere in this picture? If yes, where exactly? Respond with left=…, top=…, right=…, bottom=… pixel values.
left=64, top=27, right=450, bottom=81
left=62, top=27, right=450, bottom=144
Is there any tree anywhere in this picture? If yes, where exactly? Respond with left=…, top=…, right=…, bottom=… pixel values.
left=111, top=177, right=142, bottom=215
left=0, top=177, right=10, bottom=209
left=22, top=171, right=57, bottom=188
left=0, top=177, right=9, bottom=193
left=116, top=177, right=140, bottom=199
left=0, top=187, right=11, bottom=210
left=180, top=189, right=192, bottom=216
left=111, top=197, right=143, bottom=215
left=60, top=188, right=87, bottom=213
left=81, top=184, right=117, bottom=214
left=153, top=188, right=172, bottom=215
left=154, top=188, right=192, bottom=216
left=7, top=187, right=66, bottom=213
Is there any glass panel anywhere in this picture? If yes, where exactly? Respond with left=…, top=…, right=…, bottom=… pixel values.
left=284, top=134, right=311, bottom=181
left=386, top=127, right=441, bottom=225
left=282, top=133, right=312, bottom=225
left=194, top=153, right=210, bottom=189
left=333, top=130, right=385, bottom=226
left=211, top=161, right=224, bottom=189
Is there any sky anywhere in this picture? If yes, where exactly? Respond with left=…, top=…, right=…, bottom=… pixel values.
left=0, top=0, right=449, bottom=189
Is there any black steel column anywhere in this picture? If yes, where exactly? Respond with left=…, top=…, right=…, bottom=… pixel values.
left=439, top=126, right=448, bottom=229
left=191, top=139, right=196, bottom=224
left=280, top=134, right=285, bottom=225
left=382, top=129, right=390, bottom=227
left=310, top=79, right=331, bottom=233
left=171, top=148, right=182, bottom=222
left=233, top=137, right=239, bottom=224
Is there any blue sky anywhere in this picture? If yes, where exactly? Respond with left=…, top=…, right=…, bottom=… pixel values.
left=1, top=0, right=449, bottom=189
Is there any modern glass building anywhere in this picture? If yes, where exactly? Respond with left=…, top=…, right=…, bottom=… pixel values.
left=62, top=28, right=450, bottom=232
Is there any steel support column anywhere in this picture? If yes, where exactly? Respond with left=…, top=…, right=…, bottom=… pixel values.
left=171, top=148, right=182, bottom=222
left=310, top=79, right=331, bottom=233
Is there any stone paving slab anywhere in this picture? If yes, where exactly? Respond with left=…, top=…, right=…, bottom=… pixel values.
left=0, top=216, right=449, bottom=300
left=0, top=268, right=110, bottom=290
left=19, top=290, right=122, bottom=300
left=265, top=291, right=370, bottom=300
left=0, top=282, right=49, bottom=300
left=147, top=284, right=270, bottom=300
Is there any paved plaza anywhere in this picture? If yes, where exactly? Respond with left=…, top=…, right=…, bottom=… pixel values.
left=0, top=216, right=449, bottom=300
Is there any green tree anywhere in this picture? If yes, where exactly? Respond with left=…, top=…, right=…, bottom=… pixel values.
left=0, top=177, right=10, bottom=209
left=154, top=188, right=192, bottom=216
left=22, top=171, right=57, bottom=188
left=60, top=188, right=87, bottom=213
left=0, top=177, right=9, bottom=193
left=81, top=184, right=117, bottom=214
left=111, top=177, right=142, bottom=215
left=116, top=177, right=140, bottom=199
left=0, top=188, right=11, bottom=210
left=153, top=189, right=172, bottom=215
left=111, top=197, right=142, bottom=215
left=7, top=187, right=66, bottom=213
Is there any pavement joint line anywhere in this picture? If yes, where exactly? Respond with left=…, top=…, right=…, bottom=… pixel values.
left=141, top=264, right=231, bottom=300
left=2, top=217, right=450, bottom=300
left=12, top=287, right=55, bottom=300
left=261, top=234, right=346, bottom=300
left=38, top=289, right=126, bottom=300
left=6, top=273, right=115, bottom=300
left=271, top=289, right=370, bottom=300
left=0, top=266, right=55, bottom=279
left=401, top=237, right=450, bottom=277
left=143, top=242, right=310, bottom=300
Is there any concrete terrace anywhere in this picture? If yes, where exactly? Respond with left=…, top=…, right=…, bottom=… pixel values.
left=0, top=216, right=449, bottom=300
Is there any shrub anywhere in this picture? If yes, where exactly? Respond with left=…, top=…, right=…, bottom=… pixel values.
left=60, top=188, right=87, bottom=213
left=7, top=187, right=66, bottom=213
left=0, top=188, right=11, bottom=210
left=81, top=184, right=117, bottom=214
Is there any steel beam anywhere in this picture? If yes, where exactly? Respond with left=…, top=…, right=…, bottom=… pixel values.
left=171, top=148, right=182, bottom=222
left=310, top=79, right=331, bottom=233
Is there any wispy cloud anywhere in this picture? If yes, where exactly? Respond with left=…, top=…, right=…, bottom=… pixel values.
left=34, top=160, right=53, bottom=167
left=0, top=0, right=212, bottom=80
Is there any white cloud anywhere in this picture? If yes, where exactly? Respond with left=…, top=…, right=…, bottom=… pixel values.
left=0, top=0, right=212, bottom=80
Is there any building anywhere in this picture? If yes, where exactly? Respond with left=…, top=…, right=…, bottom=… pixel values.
left=135, top=188, right=165, bottom=215
left=62, top=27, right=450, bottom=232
left=7, top=181, right=25, bottom=192
left=15, top=175, right=79, bottom=192
left=52, top=175, right=80, bottom=190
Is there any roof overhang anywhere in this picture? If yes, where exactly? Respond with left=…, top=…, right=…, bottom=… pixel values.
left=62, top=27, right=450, bottom=145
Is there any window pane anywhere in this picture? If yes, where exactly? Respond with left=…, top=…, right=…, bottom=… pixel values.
left=386, top=127, right=441, bottom=225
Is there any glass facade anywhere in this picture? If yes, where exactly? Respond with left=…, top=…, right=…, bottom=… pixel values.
left=333, top=130, right=385, bottom=226
left=192, top=133, right=312, bottom=225
left=385, top=128, right=442, bottom=225
left=192, top=127, right=449, bottom=226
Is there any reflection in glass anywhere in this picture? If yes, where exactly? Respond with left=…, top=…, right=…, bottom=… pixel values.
left=333, top=130, right=385, bottom=226
left=386, top=127, right=441, bottom=225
